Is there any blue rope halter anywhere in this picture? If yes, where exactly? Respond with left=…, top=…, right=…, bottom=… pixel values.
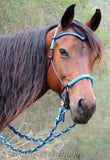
left=0, top=27, right=93, bottom=154
left=49, top=27, right=93, bottom=89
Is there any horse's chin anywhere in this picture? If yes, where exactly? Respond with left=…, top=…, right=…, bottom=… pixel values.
left=71, top=114, right=89, bottom=124
left=70, top=104, right=92, bottom=124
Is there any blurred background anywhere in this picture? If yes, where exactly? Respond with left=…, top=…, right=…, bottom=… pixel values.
left=0, top=0, right=110, bottom=160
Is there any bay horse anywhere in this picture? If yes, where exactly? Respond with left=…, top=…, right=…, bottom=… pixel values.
left=0, top=4, right=104, bottom=132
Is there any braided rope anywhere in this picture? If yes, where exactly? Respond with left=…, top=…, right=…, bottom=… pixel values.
left=0, top=106, right=76, bottom=154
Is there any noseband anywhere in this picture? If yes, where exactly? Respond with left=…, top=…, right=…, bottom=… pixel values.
left=48, top=27, right=93, bottom=108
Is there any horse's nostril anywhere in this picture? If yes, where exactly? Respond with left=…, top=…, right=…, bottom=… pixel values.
left=78, top=98, right=86, bottom=114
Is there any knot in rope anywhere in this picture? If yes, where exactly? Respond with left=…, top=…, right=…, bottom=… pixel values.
left=56, top=106, right=66, bottom=122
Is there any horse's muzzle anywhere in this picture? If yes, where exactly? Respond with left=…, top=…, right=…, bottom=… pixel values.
left=70, top=98, right=96, bottom=124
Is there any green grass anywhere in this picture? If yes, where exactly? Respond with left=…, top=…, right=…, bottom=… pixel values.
left=0, top=0, right=110, bottom=160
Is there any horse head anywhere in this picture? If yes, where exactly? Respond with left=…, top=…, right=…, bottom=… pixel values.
left=46, top=4, right=104, bottom=124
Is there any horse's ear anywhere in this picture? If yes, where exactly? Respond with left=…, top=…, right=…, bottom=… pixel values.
left=85, top=9, right=101, bottom=31
left=61, top=4, right=76, bottom=28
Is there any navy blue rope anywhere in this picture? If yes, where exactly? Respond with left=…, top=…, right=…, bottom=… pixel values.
left=0, top=106, right=76, bottom=154
left=9, top=125, right=45, bottom=143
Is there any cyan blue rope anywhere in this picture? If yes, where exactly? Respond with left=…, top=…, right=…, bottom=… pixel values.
left=67, top=74, right=93, bottom=88
left=0, top=106, right=76, bottom=154
left=55, top=32, right=86, bottom=41
left=49, top=27, right=93, bottom=88
left=9, top=125, right=45, bottom=142
left=8, top=106, right=66, bottom=142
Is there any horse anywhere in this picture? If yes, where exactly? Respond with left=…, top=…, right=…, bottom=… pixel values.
left=0, top=4, right=104, bottom=132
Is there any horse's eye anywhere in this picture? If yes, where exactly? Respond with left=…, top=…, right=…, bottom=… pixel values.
left=59, top=48, right=68, bottom=57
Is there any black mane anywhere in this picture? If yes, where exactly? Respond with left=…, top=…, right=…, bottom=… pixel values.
left=0, top=24, right=57, bottom=131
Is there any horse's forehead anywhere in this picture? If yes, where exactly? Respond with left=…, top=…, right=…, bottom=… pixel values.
left=58, top=27, right=74, bottom=33
left=57, top=35, right=79, bottom=47
left=55, top=36, right=95, bottom=62
left=57, top=27, right=84, bottom=48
